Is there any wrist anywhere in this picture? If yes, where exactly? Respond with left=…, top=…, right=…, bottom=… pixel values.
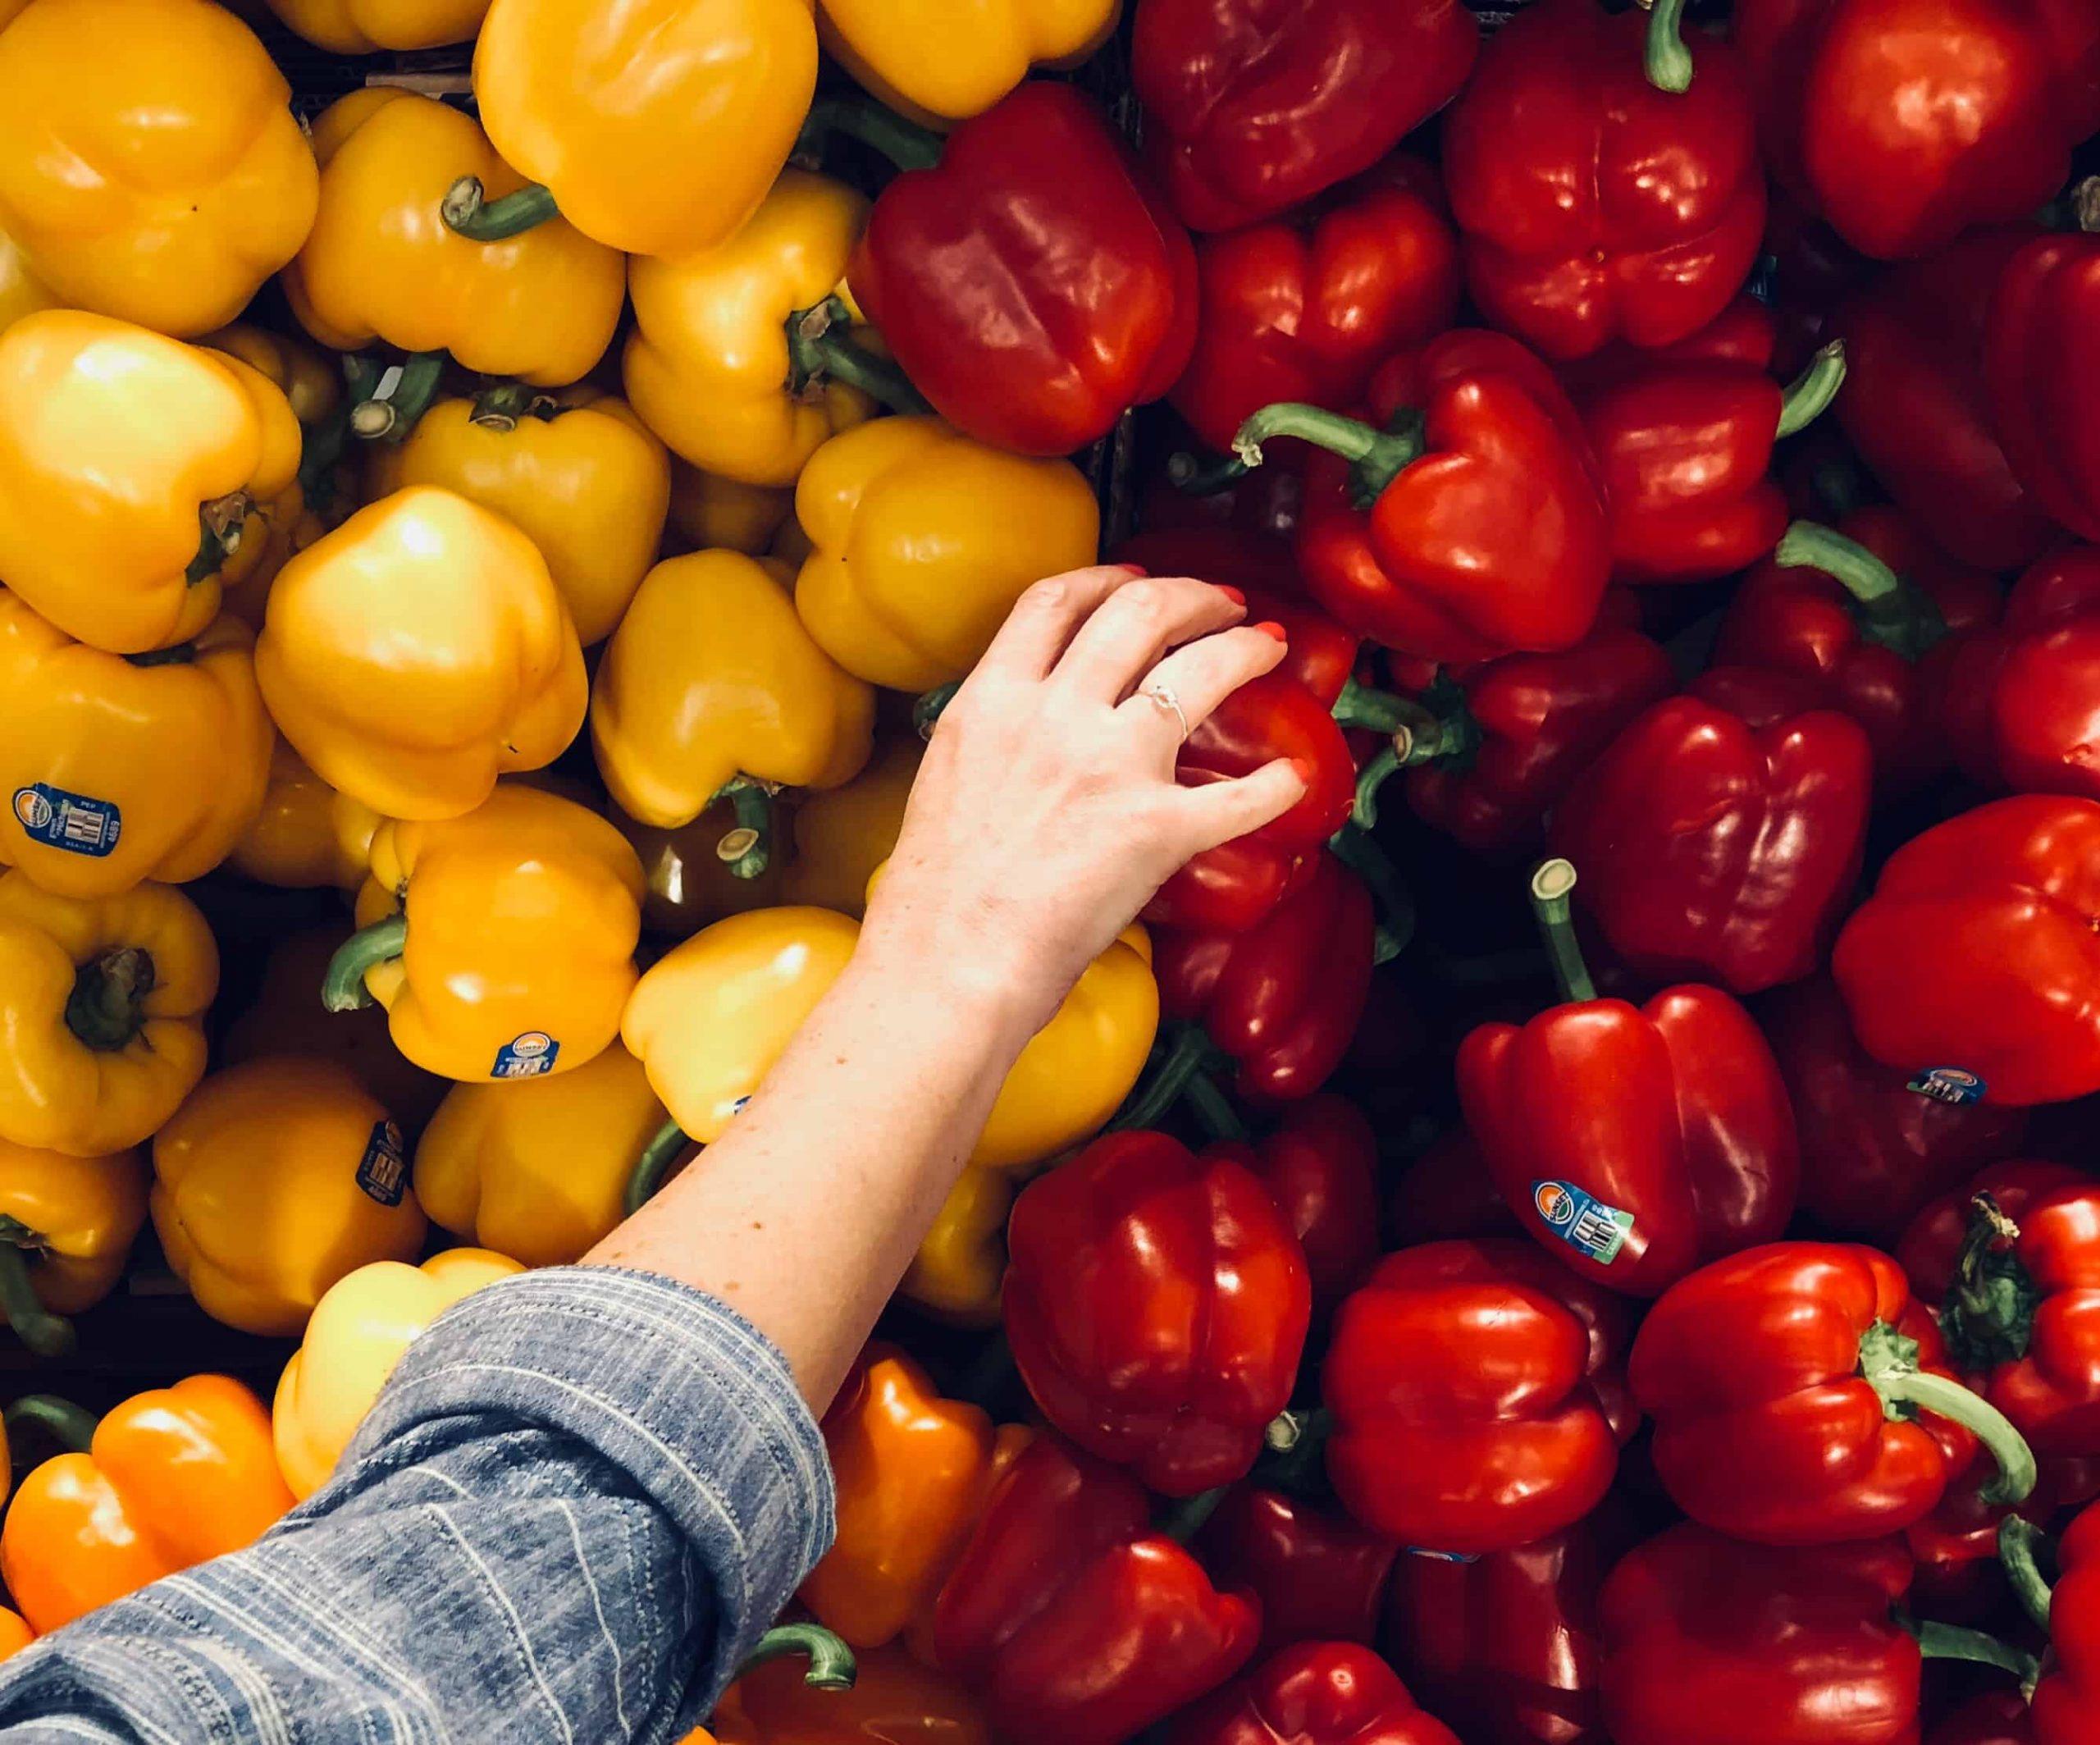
left=851, top=904, right=1064, bottom=1054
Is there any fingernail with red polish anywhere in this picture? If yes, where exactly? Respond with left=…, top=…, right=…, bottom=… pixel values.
left=1112, top=562, right=1148, bottom=577
left=1252, top=620, right=1288, bottom=642
left=1288, top=757, right=1316, bottom=787
left=1215, top=584, right=1246, bottom=607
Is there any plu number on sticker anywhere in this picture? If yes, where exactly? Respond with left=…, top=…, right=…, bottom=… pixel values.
left=491, top=1032, right=560, bottom=1079
left=1532, top=1179, right=1634, bottom=1265
left=12, top=783, right=120, bottom=857
left=1907, top=1067, right=1986, bottom=1106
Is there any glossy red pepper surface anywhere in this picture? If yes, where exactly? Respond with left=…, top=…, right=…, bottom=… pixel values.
left=1942, top=547, right=2100, bottom=803
left=1167, top=1642, right=1461, bottom=1745
left=2033, top=1499, right=2100, bottom=1745
left=1198, top=1487, right=1397, bottom=1656
left=1204, top=1094, right=1381, bottom=1310
left=1989, top=233, right=2100, bottom=546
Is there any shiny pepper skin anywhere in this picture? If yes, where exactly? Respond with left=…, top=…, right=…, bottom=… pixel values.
left=820, top=0, right=1116, bottom=123
left=254, top=487, right=587, bottom=822
left=1199, top=1487, right=1397, bottom=1656
left=0, top=311, right=304, bottom=654
left=0, top=224, right=57, bottom=341
left=1168, top=1642, right=1462, bottom=1745
left=262, top=0, right=490, bottom=53
left=2033, top=1499, right=2100, bottom=1745
left=228, top=742, right=381, bottom=893
left=0, top=0, right=317, bottom=338
left=1988, top=233, right=2100, bottom=548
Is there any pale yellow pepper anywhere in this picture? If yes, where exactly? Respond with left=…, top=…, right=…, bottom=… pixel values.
left=667, top=463, right=795, bottom=559
left=819, top=0, right=1121, bottom=125
left=263, top=0, right=490, bottom=53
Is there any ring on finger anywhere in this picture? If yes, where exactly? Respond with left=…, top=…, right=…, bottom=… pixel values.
left=1138, top=681, right=1191, bottom=741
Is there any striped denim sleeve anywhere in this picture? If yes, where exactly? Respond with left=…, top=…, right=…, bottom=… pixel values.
left=0, top=1267, right=836, bottom=1744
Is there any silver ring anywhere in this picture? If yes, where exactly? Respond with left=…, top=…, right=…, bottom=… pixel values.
left=1139, top=681, right=1190, bottom=740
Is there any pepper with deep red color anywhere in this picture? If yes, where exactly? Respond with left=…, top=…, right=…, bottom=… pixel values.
left=845, top=82, right=1196, bottom=457
left=1198, top=1487, right=1398, bottom=1656
left=2024, top=1498, right=2100, bottom=1745
left=931, top=1435, right=1262, bottom=1745
left=1440, top=0, right=1766, bottom=362
left=1833, top=796, right=2100, bottom=1109
left=1203, top=1094, right=1382, bottom=1311
left=1989, top=233, right=2100, bottom=546
left=1002, top=1130, right=1312, bottom=1496
left=1458, top=860, right=1801, bottom=1298
left=1130, top=0, right=1479, bottom=234
left=1167, top=1642, right=1461, bottom=1745
left=1240, top=331, right=1612, bottom=665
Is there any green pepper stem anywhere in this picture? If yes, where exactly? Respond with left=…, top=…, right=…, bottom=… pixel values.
left=733, top=1622, right=858, bottom=1692
left=125, top=642, right=198, bottom=669
left=786, top=299, right=930, bottom=413
left=1331, top=676, right=1411, bottom=735
left=3, top=1392, right=100, bottom=1454
left=1167, top=450, right=1253, bottom=497
left=1182, top=1071, right=1248, bottom=1144
left=1329, top=825, right=1416, bottom=964
left=1159, top=1485, right=1229, bottom=1545
left=441, top=177, right=559, bottom=242
left=65, top=948, right=154, bottom=1053
left=347, top=352, right=446, bottom=443
left=1354, top=746, right=1399, bottom=829
left=1108, top=1023, right=1225, bottom=1135
left=186, top=493, right=251, bottom=586
left=1775, top=340, right=1847, bottom=438
left=1258, top=1406, right=1334, bottom=1494
left=712, top=779, right=776, bottom=881
left=0, top=1236, right=75, bottom=1359
left=797, top=97, right=943, bottom=173
left=1860, top=1325, right=2037, bottom=1506
left=1774, top=519, right=1945, bottom=660
left=1234, top=403, right=1424, bottom=500
left=1902, top=1613, right=2040, bottom=1692
left=1527, top=860, right=1596, bottom=1005
left=913, top=681, right=962, bottom=742
left=323, top=914, right=407, bottom=1013
left=1643, top=0, right=1695, bottom=93
left=1999, top=1514, right=2055, bottom=1631
left=624, top=1119, right=691, bottom=1218
left=469, top=382, right=556, bottom=432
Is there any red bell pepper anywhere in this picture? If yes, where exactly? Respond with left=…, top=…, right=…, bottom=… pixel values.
left=2025, top=1499, right=2100, bottom=1745
left=1137, top=459, right=1307, bottom=545
left=1166, top=1642, right=1461, bottom=1745
left=931, top=1434, right=1261, bottom=1745
left=1732, top=0, right=2100, bottom=262
left=1833, top=227, right=2058, bottom=570
left=1930, top=1692, right=2034, bottom=1745
left=1130, top=0, right=1479, bottom=234
left=1202, top=1094, right=1382, bottom=1311
left=1546, top=682, right=1873, bottom=996
left=845, top=82, right=1196, bottom=457
left=1440, top=0, right=1766, bottom=362
left=1198, top=1487, right=1397, bottom=1656
left=1322, top=1237, right=1628, bottom=1555
left=1003, top=1130, right=1312, bottom=1496
left=1171, top=159, right=1462, bottom=457
left=1905, top=1440, right=2085, bottom=1622
left=1757, top=976, right=2029, bottom=1240
left=1457, top=859, right=1801, bottom=1298
left=1388, top=1129, right=1518, bottom=1245
left=1712, top=511, right=2003, bottom=792
left=1241, top=331, right=1612, bottom=665
left=1833, top=796, right=2100, bottom=1108
left=1628, top=1242, right=2037, bottom=1544
left=1989, top=232, right=2100, bottom=546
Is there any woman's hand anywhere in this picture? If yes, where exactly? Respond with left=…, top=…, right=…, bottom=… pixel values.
left=865, top=564, right=1307, bottom=1031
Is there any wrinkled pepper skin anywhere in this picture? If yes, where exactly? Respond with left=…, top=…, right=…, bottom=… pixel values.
left=346, top=786, right=644, bottom=1084
left=1005, top=1130, right=1312, bottom=1496
left=0, top=311, right=303, bottom=654
left=0, top=873, right=216, bottom=1156
left=1199, top=1488, right=1397, bottom=1656
left=1734, top=0, right=2100, bottom=262
left=792, top=416, right=1101, bottom=692
left=1170, top=161, right=1463, bottom=455
left=263, top=0, right=489, bottom=53
left=273, top=1247, right=523, bottom=1498
left=625, top=170, right=878, bottom=490
left=591, top=550, right=875, bottom=830
left=1549, top=688, right=1872, bottom=995
left=1168, top=1642, right=1461, bottom=1745
left=229, top=741, right=382, bottom=893
left=1208, top=1094, right=1381, bottom=1312
left=1989, top=234, right=2100, bottom=547
left=1599, top=1526, right=1922, bottom=1745
left=472, top=0, right=816, bottom=260
left=1459, top=983, right=1801, bottom=1297
left=1946, top=547, right=2100, bottom=805
left=413, top=1044, right=667, bottom=1268
left=850, top=83, right=1196, bottom=458
left=0, top=1376, right=294, bottom=1634
left=705, top=1640, right=996, bottom=1745
left=151, top=1057, right=428, bottom=1336
left=0, top=1142, right=148, bottom=1355
left=1132, top=0, right=1478, bottom=233
left=0, top=0, right=317, bottom=338
left=1629, top=1243, right=1984, bottom=1543
left=0, top=596, right=272, bottom=898
left=930, top=1435, right=1262, bottom=1745
left=254, top=487, right=587, bottom=821
left=1324, top=1239, right=1628, bottom=1555
left=1760, top=976, right=2029, bottom=1239
left=819, top=0, right=1116, bottom=124
left=2033, top=1500, right=2100, bottom=1745
left=1442, top=0, right=1764, bottom=361
left=1834, top=796, right=2100, bottom=1108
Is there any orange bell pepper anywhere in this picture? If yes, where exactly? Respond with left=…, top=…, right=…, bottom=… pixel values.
left=0, top=1608, right=29, bottom=1661
left=699, top=1639, right=993, bottom=1745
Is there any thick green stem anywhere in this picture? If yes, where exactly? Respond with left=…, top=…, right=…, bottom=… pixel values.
left=786, top=299, right=930, bottom=413
left=65, top=948, right=154, bottom=1052
left=1775, top=340, right=1847, bottom=438
left=348, top=351, right=445, bottom=443
left=913, top=681, right=962, bottom=742
left=1107, top=1024, right=1222, bottom=1135
left=624, top=1119, right=691, bottom=1218
left=469, top=382, right=555, bottom=432
left=1159, top=1486, right=1229, bottom=1545
left=1860, top=1322, right=2036, bottom=1505
left=1353, top=746, right=1399, bottom=829
left=3, top=1392, right=100, bottom=1454
left=1234, top=403, right=1424, bottom=500
left=1331, top=676, right=1411, bottom=735
left=1528, top=860, right=1596, bottom=1005
left=323, top=914, right=407, bottom=1013
left=1903, top=1614, right=2040, bottom=1693
left=1943, top=1192, right=2038, bottom=1370
left=1329, top=824, right=1415, bottom=964
left=733, top=1622, right=857, bottom=1692
left=1999, top=1514, right=2054, bottom=1632
left=1182, top=1071, right=1248, bottom=1144
left=1335, top=683, right=1476, bottom=832
left=712, top=779, right=776, bottom=881
left=797, top=96, right=943, bottom=173
left=441, top=177, right=559, bottom=242
left=186, top=494, right=251, bottom=586
left=1167, top=450, right=1252, bottom=497
left=0, top=1234, right=74, bottom=1359
left=1258, top=1406, right=1333, bottom=1495
left=1643, top=0, right=1695, bottom=93
left=1774, top=520, right=1946, bottom=660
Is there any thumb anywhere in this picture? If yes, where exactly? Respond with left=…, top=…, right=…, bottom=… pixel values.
left=1169, top=758, right=1309, bottom=857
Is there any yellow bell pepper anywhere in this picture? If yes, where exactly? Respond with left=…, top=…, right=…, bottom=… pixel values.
left=227, top=740, right=381, bottom=892
left=614, top=802, right=791, bottom=938
left=0, top=223, right=58, bottom=341
left=668, top=464, right=795, bottom=559
left=818, top=0, right=1120, bottom=126
left=0, top=310, right=304, bottom=654
left=253, top=486, right=587, bottom=821
left=262, top=0, right=489, bottom=53
left=591, top=551, right=875, bottom=877
left=286, top=90, right=624, bottom=391
left=778, top=735, right=921, bottom=918
left=468, top=0, right=817, bottom=260
left=0, top=873, right=216, bottom=1156
left=771, top=514, right=816, bottom=567
left=0, top=1142, right=148, bottom=1357
left=366, top=387, right=671, bottom=646
left=272, top=1246, right=523, bottom=1499
left=151, top=1056, right=430, bottom=1336
left=795, top=417, right=1100, bottom=692
left=0, top=0, right=317, bottom=339
left=413, top=1043, right=667, bottom=1268
left=623, top=171, right=888, bottom=489
left=0, top=592, right=273, bottom=898
left=200, top=322, right=341, bottom=430
left=898, top=1166, right=1012, bottom=1326
left=332, top=784, right=645, bottom=1085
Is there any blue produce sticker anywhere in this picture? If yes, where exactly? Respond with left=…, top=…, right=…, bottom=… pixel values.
left=1404, top=1547, right=1481, bottom=1565
left=12, top=783, right=120, bottom=857
left=1907, top=1067, right=1986, bottom=1107
left=491, top=1031, right=559, bottom=1080
left=355, top=1119, right=408, bottom=1206
left=1532, top=1180, right=1635, bottom=1266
